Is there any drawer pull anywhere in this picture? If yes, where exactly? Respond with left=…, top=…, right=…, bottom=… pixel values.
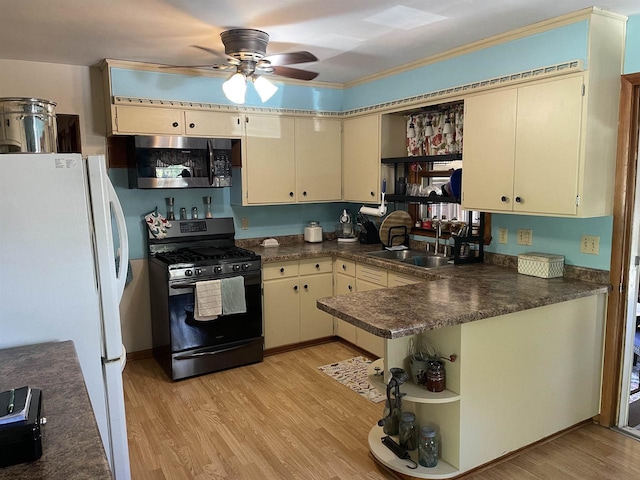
left=348, top=285, right=352, bottom=291
left=293, top=285, right=298, bottom=291
left=304, top=284, right=308, bottom=290
left=501, top=195, right=508, bottom=202
left=189, top=122, right=195, bottom=128
left=172, top=122, right=179, bottom=128
left=315, top=263, right=320, bottom=269
left=515, top=196, right=522, bottom=203
left=280, top=267, right=285, bottom=273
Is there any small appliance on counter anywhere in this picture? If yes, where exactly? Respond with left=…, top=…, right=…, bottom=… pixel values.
left=0, top=387, right=44, bottom=467
left=335, top=209, right=358, bottom=243
left=357, top=212, right=380, bottom=244
left=304, top=221, right=323, bottom=243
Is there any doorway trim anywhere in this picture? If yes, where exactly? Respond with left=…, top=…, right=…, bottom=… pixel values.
left=600, top=72, right=640, bottom=426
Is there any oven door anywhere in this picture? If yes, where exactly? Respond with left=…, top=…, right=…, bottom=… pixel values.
left=167, top=271, right=262, bottom=352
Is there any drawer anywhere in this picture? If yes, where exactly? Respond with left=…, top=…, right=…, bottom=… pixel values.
left=334, top=257, right=356, bottom=277
left=356, top=264, right=388, bottom=287
left=388, top=271, right=425, bottom=287
left=262, top=260, right=299, bottom=280
left=299, top=257, right=333, bottom=276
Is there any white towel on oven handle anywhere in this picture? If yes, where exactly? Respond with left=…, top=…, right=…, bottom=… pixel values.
left=194, top=279, right=222, bottom=321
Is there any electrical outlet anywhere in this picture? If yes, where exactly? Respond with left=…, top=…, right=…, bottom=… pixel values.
left=517, top=229, right=532, bottom=246
left=241, top=217, right=249, bottom=230
left=580, top=234, right=600, bottom=255
left=498, top=228, right=508, bottom=244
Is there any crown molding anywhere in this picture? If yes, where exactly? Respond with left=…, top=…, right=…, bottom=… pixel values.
left=344, top=7, right=606, bottom=89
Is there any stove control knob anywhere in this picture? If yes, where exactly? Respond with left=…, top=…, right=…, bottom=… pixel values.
left=194, top=268, right=203, bottom=276
left=242, top=263, right=250, bottom=270
left=214, top=266, right=222, bottom=274
left=185, top=270, right=193, bottom=277
left=232, top=264, right=241, bottom=272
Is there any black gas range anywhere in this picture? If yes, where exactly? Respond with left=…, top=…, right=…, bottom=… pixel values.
left=147, top=218, right=263, bottom=381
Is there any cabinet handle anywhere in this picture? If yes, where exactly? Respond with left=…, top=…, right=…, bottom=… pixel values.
left=348, top=285, right=352, bottom=291
left=342, top=264, right=346, bottom=270
left=172, top=122, right=179, bottom=128
left=315, top=263, right=320, bottom=269
left=515, top=196, right=522, bottom=203
left=237, top=118, right=240, bottom=125
left=501, top=196, right=508, bottom=202
left=370, top=191, right=375, bottom=197
left=189, top=123, right=195, bottom=129
left=293, top=285, right=298, bottom=292
left=289, top=192, right=294, bottom=197
left=303, top=191, right=307, bottom=196
left=304, top=284, right=308, bottom=290
left=280, top=267, right=285, bottom=273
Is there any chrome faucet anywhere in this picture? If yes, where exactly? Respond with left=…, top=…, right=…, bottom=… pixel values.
left=434, top=220, right=441, bottom=255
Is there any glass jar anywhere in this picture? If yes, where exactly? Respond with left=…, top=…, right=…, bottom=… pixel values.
left=426, top=360, right=446, bottom=393
left=203, top=196, right=213, bottom=218
left=381, top=400, right=401, bottom=436
left=398, top=412, right=419, bottom=451
left=165, top=197, right=175, bottom=221
left=418, top=426, right=438, bottom=468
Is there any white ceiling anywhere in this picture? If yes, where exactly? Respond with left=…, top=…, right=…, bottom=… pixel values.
left=1, top=1, right=638, bottom=84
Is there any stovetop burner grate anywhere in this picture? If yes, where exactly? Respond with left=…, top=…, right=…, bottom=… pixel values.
left=154, top=245, right=257, bottom=265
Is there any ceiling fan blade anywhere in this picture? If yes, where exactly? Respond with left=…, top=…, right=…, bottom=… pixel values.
left=271, top=65, right=318, bottom=81
left=263, top=51, right=318, bottom=66
left=159, top=64, right=234, bottom=71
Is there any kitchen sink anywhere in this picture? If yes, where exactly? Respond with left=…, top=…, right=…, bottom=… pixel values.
left=365, top=249, right=452, bottom=268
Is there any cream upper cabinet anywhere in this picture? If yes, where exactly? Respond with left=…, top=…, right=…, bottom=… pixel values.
left=184, top=110, right=243, bottom=138
left=113, top=105, right=243, bottom=138
left=244, top=114, right=296, bottom=204
left=342, top=114, right=380, bottom=203
left=462, top=72, right=617, bottom=217
left=114, top=105, right=184, bottom=135
left=295, top=117, right=342, bottom=202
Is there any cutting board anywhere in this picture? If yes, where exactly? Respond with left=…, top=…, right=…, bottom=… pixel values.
left=378, top=211, right=412, bottom=247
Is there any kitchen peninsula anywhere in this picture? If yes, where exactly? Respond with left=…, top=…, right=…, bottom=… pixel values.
left=311, top=248, right=609, bottom=478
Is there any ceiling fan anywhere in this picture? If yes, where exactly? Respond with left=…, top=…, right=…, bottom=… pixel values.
left=167, top=29, right=319, bottom=104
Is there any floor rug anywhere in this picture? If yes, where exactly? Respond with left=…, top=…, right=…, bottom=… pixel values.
left=318, top=356, right=385, bottom=403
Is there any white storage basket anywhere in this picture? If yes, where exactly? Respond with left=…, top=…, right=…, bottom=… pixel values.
left=517, top=253, right=564, bottom=278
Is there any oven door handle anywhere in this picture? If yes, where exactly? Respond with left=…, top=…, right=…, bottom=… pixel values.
left=171, top=283, right=197, bottom=290
left=175, top=343, right=248, bottom=360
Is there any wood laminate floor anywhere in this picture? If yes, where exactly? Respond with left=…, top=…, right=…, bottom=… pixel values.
left=123, top=341, right=640, bottom=480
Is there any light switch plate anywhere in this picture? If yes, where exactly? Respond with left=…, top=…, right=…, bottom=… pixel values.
left=241, top=217, right=249, bottom=230
left=517, top=229, right=532, bottom=246
left=580, top=235, right=600, bottom=255
left=498, top=228, right=508, bottom=244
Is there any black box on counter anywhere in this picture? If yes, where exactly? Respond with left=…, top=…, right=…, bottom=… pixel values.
left=0, top=389, right=43, bottom=467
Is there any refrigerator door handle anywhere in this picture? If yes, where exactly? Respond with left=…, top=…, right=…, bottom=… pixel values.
left=108, top=180, right=129, bottom=301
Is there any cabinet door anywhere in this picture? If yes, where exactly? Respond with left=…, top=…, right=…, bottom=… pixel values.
left=115, top=105, right=184, bottom=135
left=245, top=114, right=296, bottom=204
left=514, top=76, right=583, bottom=215
left=334, top=273, right=356, bottom=343
left=461, top=89, right=517, bottom=212
left=263, top=278, right=300, bottom=349
left=296, top=118, right=342, bottom=202
left=354, top=278, right=385, bottom=357
left=184, top=110, right=243, bottom=138
left=300, top=273, right=334, bottom=341
left=343, top=114, right=380, bottom=203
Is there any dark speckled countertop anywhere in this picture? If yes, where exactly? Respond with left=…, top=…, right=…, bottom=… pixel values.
left=0, top=341, right=112, bottom=479
left=248, top=239, right=610, bottom=339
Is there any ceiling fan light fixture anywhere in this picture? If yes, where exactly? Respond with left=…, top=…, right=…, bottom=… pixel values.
left=222, top=72, right=247, bottom=104
left=253, top=75, right=278, bottom=102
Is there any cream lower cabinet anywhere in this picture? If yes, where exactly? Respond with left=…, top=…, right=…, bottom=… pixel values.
left=263, top=257, right=333, bottom=349
left=354, top=264, right=387, bottom=358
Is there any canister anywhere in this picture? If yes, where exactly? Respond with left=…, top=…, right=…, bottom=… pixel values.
left=304, top=221, right=323, bottom=243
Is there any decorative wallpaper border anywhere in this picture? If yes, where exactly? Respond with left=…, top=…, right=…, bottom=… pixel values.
left=113, top=60, right=583, bottom=117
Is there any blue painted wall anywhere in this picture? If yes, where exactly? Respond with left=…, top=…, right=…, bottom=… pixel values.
left=111, top=68, right=344, bottom=112
left=343, top=21, right=589, bottom=111
left=624, top=14, right=640, bottom=74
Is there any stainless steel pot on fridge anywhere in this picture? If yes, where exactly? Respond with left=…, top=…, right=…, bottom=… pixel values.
left=0, top=98, right=58, bottom=154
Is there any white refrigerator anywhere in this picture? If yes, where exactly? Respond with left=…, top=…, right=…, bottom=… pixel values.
left=0, top=153, right=131, bottom=479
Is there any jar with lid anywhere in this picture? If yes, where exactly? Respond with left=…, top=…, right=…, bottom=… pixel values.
left=418, top=426, right=438, bottom=468
left=425, top=360, right=446, bottom=393
left=398, top=412, right=419, bottom=451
